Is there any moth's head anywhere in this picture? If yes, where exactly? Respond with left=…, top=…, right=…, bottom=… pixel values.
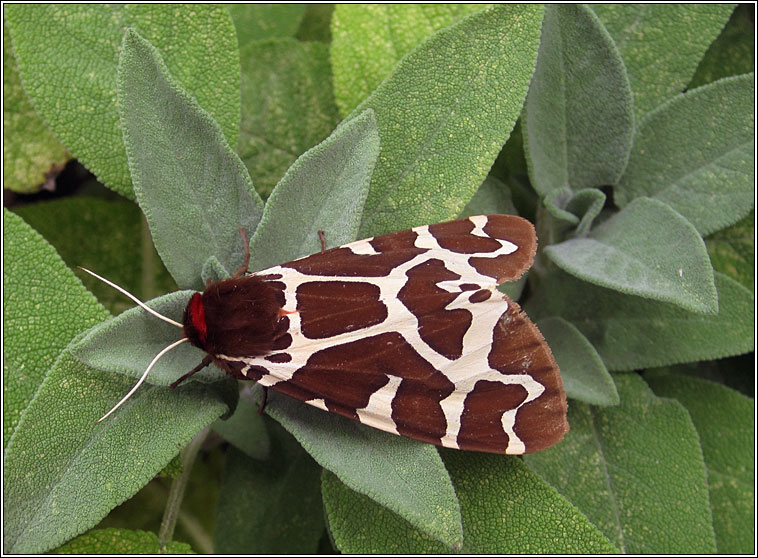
left=77, top=266, right=191, bottom=423
left=183, top=292, right=208, bottom=350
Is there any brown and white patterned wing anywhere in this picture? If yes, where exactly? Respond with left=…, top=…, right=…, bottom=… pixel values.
left=216, top=215, right=568, bottom=454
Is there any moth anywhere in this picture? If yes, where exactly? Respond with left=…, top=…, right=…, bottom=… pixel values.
left=85, top=214, right=568, bottom=454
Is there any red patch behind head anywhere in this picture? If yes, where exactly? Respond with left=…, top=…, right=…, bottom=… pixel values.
left=188, top=292, right=207, bottom=344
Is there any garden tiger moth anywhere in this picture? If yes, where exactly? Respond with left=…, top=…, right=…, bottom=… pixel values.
left=84, top=214, right=568, bottom=454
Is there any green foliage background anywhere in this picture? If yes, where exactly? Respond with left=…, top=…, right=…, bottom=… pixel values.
left=4, top=4, right=754, bottom=554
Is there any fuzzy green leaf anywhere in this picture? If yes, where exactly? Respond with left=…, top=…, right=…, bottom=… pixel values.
left=442, top=451, right=617, bottom=553
left=330, top=4, right=486, bottom=115
left=705, top=210, right=755, bottom=292
left=525, top=373, right=715, bottom=553
left=542, top=189, right=581, bottom=235
left=3, top=21, right=69, bottom=193
left=227, top=4, right=306, bottom=49
left=537, top=317, right=618, bottom=406
left=322, top=469, right=448, bottom=554
left=351, top=4, right=543, bottom=236
left=4, top=4, right=240, bottom=198
left=200, top=256, right=230, bottom=286
left=237, top=38, right=340, bottom=198
left=522, top=4, right=634, bottom=196
left=214, top=430, right=324, bottom=553
left=565, top=189, right=608, bottom=237
left=262, top=390, right=463, bottom=549
left=3, top=210, right=109, bottom=448
left=615, top=74, right=754, bottom=236
left=545, top=197, right=718, bottom=314
left=12, top=198, right=176, bottom=315
left=323, top=453, right=617, bottom=553
left=458, top=176, right=517, bottom=218
left=542, top=187, right=607, bottom=241
left=593, top=4, right=735, bottom=121
left=646, top=373, right=754, bottom=554
left=527, top=270, right=754, bottom=371
left=3, top=349, right=230, bottom=554
left=91, top=444, right=224, bottom=554
left=249, top=109, right=379, bottom=271
left=53, top=528, right=193, bottom=554
left=211, top=390, right=270, bottom=461
left=690, top=5, right=755, bottom=88
left=117, top=29, right=263, bottom=290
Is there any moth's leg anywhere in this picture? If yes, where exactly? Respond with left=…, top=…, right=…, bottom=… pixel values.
left=231, top=227, right=251, bottom=279
left=317, top=230, right=326, bottom=253
left=170, top=355, right=213, bottom=389
left=257, top=386, right=268, bottom=415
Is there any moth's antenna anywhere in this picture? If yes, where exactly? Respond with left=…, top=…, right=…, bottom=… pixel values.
left=97, top=337, right=189, bottom=423
left=78, top=267, right=183, bottom=328
left=79, top=267, right=189, bottom=422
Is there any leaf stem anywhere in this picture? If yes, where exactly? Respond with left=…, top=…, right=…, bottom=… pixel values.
left=158, top=426, right=210, bottom=550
